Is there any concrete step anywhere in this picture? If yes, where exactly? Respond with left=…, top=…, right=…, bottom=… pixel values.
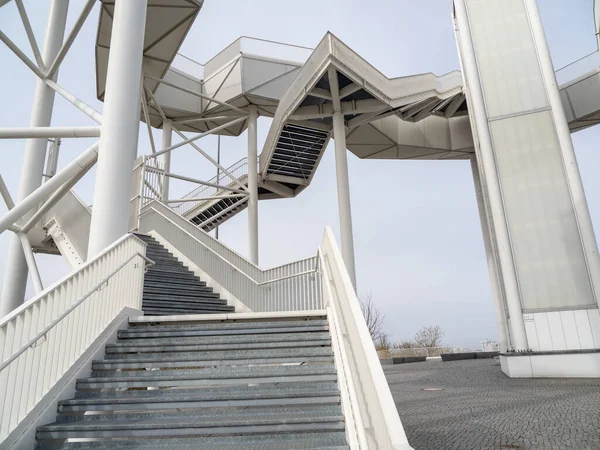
left=121, top=319, right=327, bottom=335
left=35, top=432, right=349, bottom=450
left=74, top=381, right=339, bottom=399
left=142, top=298, right=228, bottom=309
left=143, top=275, right=206, bottom=287
left=57, top=404, right=342, bottom=423
left=92, top=354, right=333, bottom=371
left=105, top=338, right=331, bottom=355
left=143, top=283, right=214, bottom=295
left=77, top=365, right=337, bottom=389
left=59, top=397, right=341, bottom=416
left=37, top=406, right=344, bottom=439
left=109, top=331, right=332, bottom=348
left=36, top=432, right=348, bottom=449
left=141, top=306, right=235, bottom=315
left=60, top=384, right=340, bottom=412
left=102, top=346, right=333, bottom=363
left=142, top=291, right=222, bottom=301
left=117, top=323, right=328, bottom=339
left=145, top=268, right=202, bottom=280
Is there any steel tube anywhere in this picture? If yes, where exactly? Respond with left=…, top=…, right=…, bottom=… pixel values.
left=0, top=126, right=100, bottom=139
left=88, top=0, right=147, bottom=258
left=160, top=120, right=172, bottom=203
left=1, top=0, right=69, bottom=317
left=19, top=233, right=43, bottom=294
left=247, top=106, right=259, bottom=264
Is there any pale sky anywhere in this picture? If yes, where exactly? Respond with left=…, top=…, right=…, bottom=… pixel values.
left=0, top=0, right=597, bottom=347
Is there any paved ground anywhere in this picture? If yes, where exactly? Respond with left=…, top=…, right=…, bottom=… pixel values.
left=384, top=359, right=600, bottom=450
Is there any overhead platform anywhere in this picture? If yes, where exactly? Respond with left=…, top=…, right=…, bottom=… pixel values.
left=139, top=37, right=311, bottom=136
left=260, top=32, right=473, bottom=195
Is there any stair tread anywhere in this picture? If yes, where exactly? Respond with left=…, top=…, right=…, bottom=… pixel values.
left=62, top=387, right=340, bottom=406
left=40, top=406, right=343, bottom=430
left=117, top=325, right=327, bottom=340
left=122, top=319, right=327, bottom=334
left=35, top=433, right=350, bottom=449
left=110, top=331, right=331, bottom=347
left=104, top=347, right=333, bottom=361
left=73, top=381, right=338, bottom=399
left=87, top=364, right=336, bottom=380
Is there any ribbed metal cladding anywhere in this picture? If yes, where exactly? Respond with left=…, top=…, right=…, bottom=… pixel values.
left=139, top=204, right=323, bottom=312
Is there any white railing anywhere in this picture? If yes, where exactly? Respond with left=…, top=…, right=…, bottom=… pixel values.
left=139, top=201, right=322, bottom=312
left=555, top=49, right=600, bottom=86
left=171, top=157, right=249, bottom=216
left=0, top=234, right=151, bottom=441
left=319, top=227, right=413, bottom=450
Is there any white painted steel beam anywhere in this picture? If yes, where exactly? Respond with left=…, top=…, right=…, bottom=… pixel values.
left=46, top=0, right=95, bottom=78
left=290, top=98, right=385, bottom=121
left=88, top=0, right=147, bottom=259
left=150, top=117, right=246, bottom=159
left=46, top=79, right=103, bottom=123
left=0, top=143, right=98, bottom=236
left=18, top=233, right=43, bottom=294
left=247, top=105, right=259, bottom=265
left=1, top=0, right=69, bottom=317
left=171, top=127, right=248, bottom=192
left=0, top=29, right=45, bottom=80
left=15, top=0, right=45, bottom=70
left=0, top=126, right=100, bottom=139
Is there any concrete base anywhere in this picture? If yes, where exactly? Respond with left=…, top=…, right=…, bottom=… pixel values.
left=500, top=350, right=600, bottom=378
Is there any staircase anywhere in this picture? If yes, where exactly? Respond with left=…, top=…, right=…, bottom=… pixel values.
left=34, top=312, right=348, bottom=449
left=137, top=234, right=234, bottom=316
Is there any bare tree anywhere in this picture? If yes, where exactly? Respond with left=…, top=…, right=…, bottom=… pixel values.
left=413, top=325, right=445, bottom=348
left=359, top=292, right=386, bottom=343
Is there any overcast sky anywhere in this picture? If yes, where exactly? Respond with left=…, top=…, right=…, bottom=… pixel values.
left=0, top=0, right=598, bottom=347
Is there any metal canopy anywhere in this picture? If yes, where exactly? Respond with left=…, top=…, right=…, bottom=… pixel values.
left=95, top=0, right=203, bottom=101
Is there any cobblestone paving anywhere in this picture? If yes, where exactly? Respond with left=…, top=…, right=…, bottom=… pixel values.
left=384, top=359, right=600, bottom=450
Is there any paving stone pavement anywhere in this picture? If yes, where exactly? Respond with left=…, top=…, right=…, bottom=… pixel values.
left=384, top=359, right=600, bottom=450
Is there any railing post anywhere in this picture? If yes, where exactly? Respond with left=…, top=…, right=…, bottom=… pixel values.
left=1, top=0, right=69, bottom=317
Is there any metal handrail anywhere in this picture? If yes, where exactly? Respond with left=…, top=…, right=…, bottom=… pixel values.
left=140, top=205, right=317, bottom=287
left=0, top=253, right=154, bottom=372
left=0, top=234, right=138, bottom=327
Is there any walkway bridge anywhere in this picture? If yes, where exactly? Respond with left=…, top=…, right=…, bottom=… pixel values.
left=3, top=0, right=600, bottom=448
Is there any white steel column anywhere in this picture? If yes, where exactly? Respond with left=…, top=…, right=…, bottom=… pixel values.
left=160, top=119, right=172, bottom=204
left=247, top=105, right=259, bottom=265
left=87, top=0, right=147, bottom=258
left=454, top=0, right=528, bottom=350
left=332, top=110, right=357, bottom=289
left=1, top=0, right=69, bottom=316
left=470, top=154, right=510, bottom=351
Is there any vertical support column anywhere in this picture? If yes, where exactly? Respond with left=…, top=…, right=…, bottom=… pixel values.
left=160, top=119, right=172, bottom=204
left=332, top=111, right=357, bottom=289
left=247, top=105, right=259, bottom=265
left=470, top=154, right=510, bottom=351
left=1, top=0, right=69, bottom=317
left=454, top=0, right=528, bottom=350
left=88, top=0, right=148, bottom=258
left=329, top=67, right=357, bottom=289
